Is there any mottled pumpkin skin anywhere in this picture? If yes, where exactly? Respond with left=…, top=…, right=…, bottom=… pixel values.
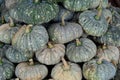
left=15, top=62, right=48, bottom=80
left=48, top=22, right=83, bottom=43
left=8, top=0, right=59, bottom=24
left=66, top=38, right=97, bottom=62
left=53, top=6, right=74, bottom=22
left=12, top=25, right=48, bottom=52
left=0, top=24, right=19, bottom=44
left=51, top=62, right=82, bottom=80
left=0, top=58, right=15, bottom=80
left=36, top=44, right=65, bottom=65
left=102, top=9, right=112, bottom=19
left=83, top=59, right=116, bottom=80
left=5, top=46, right=34, bottom=63
left=97, top=46, right=119, bottom=64
left=97, top=26, right=120, bottom=46
left=79, top=10, right=108, bottom=36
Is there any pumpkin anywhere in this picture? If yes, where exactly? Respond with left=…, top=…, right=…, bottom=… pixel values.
left=66, top=38, right=97, bottom=63
left=0, top=17, right=19, bottom=43
left=63, top=0, right=108, bottom=12
left=78, top=3, right=108, bottom=36
left=5, top=0, right=19, bottom=9
left=53, top=6, right=74, bottom=22
left=96, top=45, right=119, bottom=66
left=8, top=0, right=59, bottom=24
left=48, top=12, right=83, bottom=44
left=51, top=57, right=82, bottom=80
left=0, top=58, right=15, bottom=80
left=102, top=9, right=112, bottom=20
left=5, top=46, right=34, bottom=63
left=12, top=24, right=48, bottom=52
left=36, top=42, right=65, bottom=65
left=83, top=58, right=116, bottom=80
left=15, top=59, right=48, bottom=80
left=97, top=25, right=120, bottom=46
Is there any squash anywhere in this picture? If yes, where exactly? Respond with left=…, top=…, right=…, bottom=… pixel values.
left=12, top=24, right=48, bottom=52
left=5, top=0, right=19, bottom=9
left=0, top=17, right=19, bottom=43
left=97, top=45, right=119, bottom=66
left=15, top=59, right=48, bottom=80
left=51, top=57, right=82, bottom=80
left=48, top=12, right=83, bottom=44
left=78, top=3, right=108, bottom=36
left=0, top=57, right=15, bottom=80
left=97, top=25, right=120, bottom=46
left=53, top=6, right=74, bottom=22
left=8, top=0, right=59, bottom=24
left=66, top=38, right=97, bottom=63
left=102, top=9, right=112, bottom=20
left=36, top=42, right=65, bottom=65
left=5, top=46, right=34, bottom=63
left=83, top=58, right=116, bottom=80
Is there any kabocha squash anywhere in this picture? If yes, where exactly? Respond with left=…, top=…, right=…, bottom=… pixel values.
left=78, top=2, right=108, bottom=36
left=8, top=0, right=59, bottom=24
left=36, top=42, right=65, bottom=65
left=97, top=45, right=119, bottom=66
left=12, top=24, right=48, bottom=52
left=97, top=25, right=120, bottom=46
left=53, top=6, right=74, bottom=22
left=15, top=59, right=48, bottom=80
left=51, top=57, right=82, bottom=80
left=0, top=17, right=19, bottom=44
left=83, top=58, right=116, bottom=80
left=48, top=12, right=83, bottom=44
left=66, top=38, right=97, bottom=63
left=0, top=58, right=15, bottom=80
left=5, top=46, right=34, bottom=63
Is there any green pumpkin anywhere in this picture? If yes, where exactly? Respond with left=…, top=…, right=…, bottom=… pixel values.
left=83, top=59, right=116, bottom=80
left=5, top=46, right=34, bottom=63
left=102, top=9, right=112, bottom=20
left=15, top=59, right=48, bottom=80
left=8, top=0, right=59, bottom=24
left=12, top=24, right=48, bottom=52
left=0, top=17, right=19, bottom=44
left=36, top=42, right=65, bottom=65
left=0, top=58, right=15, bottom=80
left=66, top=38, right=97, bottom=63
left=97, top=25, right=120, bottom=47
left=79, top=10, right=108, bottom=36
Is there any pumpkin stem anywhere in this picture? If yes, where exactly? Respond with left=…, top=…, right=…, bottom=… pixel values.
left=76, top=39, right=81, bottom=46
left=102, top=44, right=107, bottom=49
left=95, top=0, right=102, bottom=20
left=8, top=17, right=14, bottom=27
left=106, top=17, right=112, bottom=24
left=61, top=57, right=70, bottom=70
left=15, top=78, right=20, bottom=80
left=61, top=11, right=69, bottom=26
left=25, top=25, right=33, bottom=33
left=1, top=16, right=5, bottom=24
left=0, top=57, right=2, bottom=65
left=34, top=0, right=39, bottom=3
left=97, top=57, right=104, bottom=64
left=29, top=59, right=34, bottom=65
left=48, top=42, right=54, bottom=48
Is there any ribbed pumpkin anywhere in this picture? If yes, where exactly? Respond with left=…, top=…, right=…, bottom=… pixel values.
left=63, top=0, right=108, bottom=12
left=53, top=6, right=74, bottom=22
left=78, top=3, right=108, bottom=36
left=97, top=45, right=119, bottom=66
left=15, top=59, right=48, bottom=80
left=8, top=0, right=59, bottom=24
left=36, top=42, right=65, bottom=65
left=48, top=12, right=83, bottom=44
left=0, top=17, right=19, bottom=43
left=66, top=38, right=97, bottom=63
left=83, top=58, right=116, bottom=80
left=12, top=24, right=48, bottom=52
left=102, top=9, right=112, bottom=19
left=0, top=58, right=15, bottom=80
left=51, top=57, right=82, bottom=80
left=97, top=25, right=120, bottom=46
left=5, top=46, right=34, bottom=63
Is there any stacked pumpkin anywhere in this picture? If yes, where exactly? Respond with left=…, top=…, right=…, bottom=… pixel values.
left=0, top=0, right=119, bottom=80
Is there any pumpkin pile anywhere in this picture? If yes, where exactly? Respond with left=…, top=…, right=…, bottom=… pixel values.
left=0, top=0, right=120, bottom=80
